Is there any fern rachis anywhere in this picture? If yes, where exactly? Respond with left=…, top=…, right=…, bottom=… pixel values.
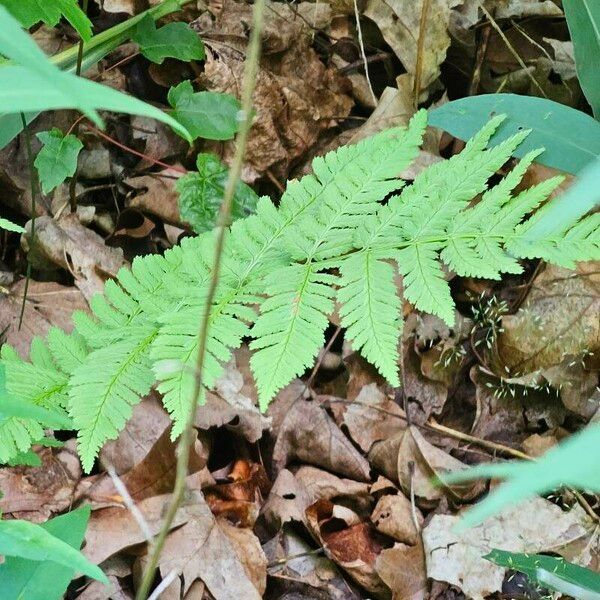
left=1, top=111, right=597, bottom=471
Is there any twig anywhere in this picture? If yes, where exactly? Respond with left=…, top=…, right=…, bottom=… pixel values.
left=267, top=547, right=325, bottom=568
left=353, top=0, right=377, bottom=105
left=413, top=0, right=431, bottom=107
left=68, top=0, right=89, bottom=213
left=147, top=570, right=178, bottom=600
left=17, top=113, right=37, bottom=331
left=134, top=0, right=265, bottom=597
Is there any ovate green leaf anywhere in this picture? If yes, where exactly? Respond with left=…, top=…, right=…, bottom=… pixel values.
left=176, top=153, right=258, bottom=233
left=34, top=129, right=83, bottom=194
left=168, top=80, right=240, bottom=140
left=133, top=14, right=204, bottom=64
left=0, top=515, right=107, bottom=583
left=428, top=94, right=600, bottom=174
left=0, top=506, right=96, bottom=600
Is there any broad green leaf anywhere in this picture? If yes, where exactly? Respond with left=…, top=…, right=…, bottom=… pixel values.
left=428, top=94, right=600, bottom=174
left=133, top=13, right=204, bottom=64
left=485, top=550, right=600, bottom=599
left=0, top=6, right=191, bottom=140
left=518, top=155, right=600, bottom=247
left=563, top=0, right=600, bottom=118
left=441, top=423, right=600, bottom=528
left=0, top=217, right=24, bottom=233
left=168, top=80, right=241, bottom=140
left=34, top=129, right=83, bottom=194
left=0, top=0, right=93, bottom=41
left=177, top=153, right=258, bottom=233
left=0, top=507, right=101, bottom=599
left=0, top=516, right=107, bottom=583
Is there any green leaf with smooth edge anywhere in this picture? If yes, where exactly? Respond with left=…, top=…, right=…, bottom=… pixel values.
left=485, top=550, right=600, bottom=598
left=563, top=0, right=600, bottom=118
left=440, top=424, right=600, bottom=528
left=34, top=129, right=83, bottom=194
left=0, top=506, right=103, bottom=598
left=0, top=217, right=24, bottom=233
left=0, top=516, right=107, bottom=583
left=519, top=155, right=600, bottom=246
left=0, top=0, right=93, bottom=41
left=0, top=6, right=191, bottom=141
left=177, top=153, right=258, bottom=233
left=168, top=80, right=240, bottom=140
left=133, top=13, right=204, bottom=64
left=0, top=364, right=73, bottom=429
left=428, top=94, right=600, bottom=174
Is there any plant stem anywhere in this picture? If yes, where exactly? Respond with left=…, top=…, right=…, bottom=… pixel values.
left=68, top=0, right=89, bottom=213
left=134, top=0, right=265, bottom=596
left=17, top=113, right=37, bottom=330
left=413, top=0, right=431, bottom=107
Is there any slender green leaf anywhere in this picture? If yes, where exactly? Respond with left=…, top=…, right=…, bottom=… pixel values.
left=168, top=80, right=240, bottom=140
left=0, top=0, right=93, bottom=41
left=177, top=153, right=258, bottom=233
left=0, top=217, right=24, bottom=233
left=563, top=0, right=600, bottom=118
left=34, top=129, right=83, bottom=194
left=0, top=506, right=94, bottom=600
left=133, top=13, right=204, bottom=64
left=428, top=94, right=600, bottom=174
left=0, top=516, right=107, bottom=583
left=486, top=550, right=600, bottom=599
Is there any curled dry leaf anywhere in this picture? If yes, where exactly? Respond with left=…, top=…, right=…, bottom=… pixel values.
left=422, top=498, right=593, bottom=600
left=369, top=426, right=484, bottom=507
left=22, top=213, right=125, bottom=300
left=371, top=492, right=422, bottom=545
left=0, top=279, right=88, bottom=358
left=0, top=441, right=81, bottom=521
left=157, top=494, right=266, bottom=599
left=306, top=499, right=393, bottom=598
left=261, top=468, right=311, bottom=530
left=195, top=0, right=353, bottom=181
left=273, top=397, right=371, bottom=481
left=375, top=542, right=427, bottom=600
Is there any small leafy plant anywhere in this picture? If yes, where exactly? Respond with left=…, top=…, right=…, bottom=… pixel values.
left=1, top=108, right=598, bottom=472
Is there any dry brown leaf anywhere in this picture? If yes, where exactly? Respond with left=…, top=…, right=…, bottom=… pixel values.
left=0, top=441, right=80, bottom=521
left=0, top=279, right=88, bottom=358
left=371, top=492, right=422, bottom=545
left=23, top=213, right=125, bottom=300
left=273, top=397, right=371, bottom=481
left=375, top=542, right=427, bottom=600
left=157, top=495, right=266, bottom=599
left=422, top=498, right=592, bottom=600
left=306, top=499, right=392, bottom=598
left=130, top=116, right=188, bottom=171
left=365, top=0, right=462, bottom=90
left=261, top=469, right=311, bottom=529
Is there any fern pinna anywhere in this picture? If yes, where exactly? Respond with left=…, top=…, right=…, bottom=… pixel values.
left=1, top=111, right=598, bottom=471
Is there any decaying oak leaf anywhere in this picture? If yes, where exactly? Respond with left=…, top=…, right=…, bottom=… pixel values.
left=0, top=441, right=81, bottom=521
left=369, top=426, right=484, bottom=506
left=261, top=469, right=311, bottom=530
left=422, top=498, right=593, bottom=600
left=273, top=397, right=371, bottom=481
left=365, top=0, right=462, bottom=91
left=194, top=0, right=353, bottom=182
left=204, top=459, right=270, bottom=528
left=0, top=279, right=88, bottom=358
left=306, top=499, right=393, bottom=598
left=22, top=213, right=125, bottom=300
left=157, top=494, right=266, bottom=599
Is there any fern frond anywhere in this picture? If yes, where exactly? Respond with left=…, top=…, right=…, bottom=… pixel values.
left=338, top=251, right=401, bottom=384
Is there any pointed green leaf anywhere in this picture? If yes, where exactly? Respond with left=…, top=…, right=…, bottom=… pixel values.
left=0, top=217, right=24, bottom=233
left=34, top=129, right=83, bottom=194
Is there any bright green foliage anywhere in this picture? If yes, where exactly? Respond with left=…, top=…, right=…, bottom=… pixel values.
left=0, top=217, right=24, bottom=232
left=485, top=550, right=600, bottom=599
left=168, top=80, right=240, bottom=141
left=1, top=111, right=598, bottom=471
left=177, top=153, right=258, bottom=233
left=0, top=509, right=106, bottom=583
left=133, top=14, right=204, bottom=64
left=34, top=128, right=83, bottom=194
left=1, top=0, right=93, bottom=41
left=0, top=506, right=97, bottom=599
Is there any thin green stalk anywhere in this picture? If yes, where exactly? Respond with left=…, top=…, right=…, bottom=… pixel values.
left=134, top=0, right=265, bottom=597
left=17, top=113, right=37, bottom=330
left=68, top=0, right=89, bottom=212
